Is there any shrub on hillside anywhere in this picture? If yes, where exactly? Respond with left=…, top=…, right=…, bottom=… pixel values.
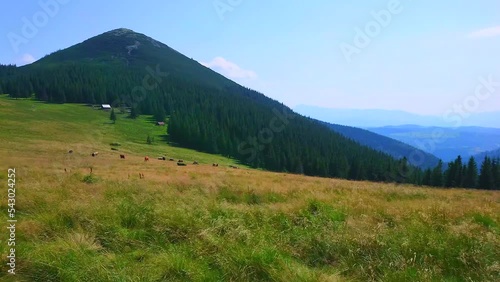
left=82, top=174, right=99, bottom=184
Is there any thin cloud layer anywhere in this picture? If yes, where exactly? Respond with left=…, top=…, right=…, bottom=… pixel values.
left=467, top=26, right=500, bottom=39
left=201, top=57, right=257, bottom=79
left=21, top=53, right=36, bottom=65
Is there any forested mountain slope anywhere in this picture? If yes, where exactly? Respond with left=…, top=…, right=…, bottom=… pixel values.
left=0, top=28, right=422, bottom=184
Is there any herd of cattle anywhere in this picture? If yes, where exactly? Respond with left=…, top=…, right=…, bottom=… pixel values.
left=68, top=149, right=235, bottom=169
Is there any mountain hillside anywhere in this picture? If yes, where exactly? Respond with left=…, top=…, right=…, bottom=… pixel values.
left=0, top=28, right=423, bottom=184
left=324, top=122, right=440, bottom=169
left=34, top=28, right=236, bottom=90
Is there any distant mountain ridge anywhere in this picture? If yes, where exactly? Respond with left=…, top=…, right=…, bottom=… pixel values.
left=323, top=122, right=440, bottom=169
left=368, top=125, right=500, bottom=162
left=294, top=105, right=500, bottom=128
left=473, top=148, right=500, bottom=162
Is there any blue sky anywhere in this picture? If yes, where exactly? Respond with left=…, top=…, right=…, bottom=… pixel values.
left=1, top=0, right=499, bottom=115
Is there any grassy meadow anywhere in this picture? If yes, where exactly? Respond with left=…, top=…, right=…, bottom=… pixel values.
left=0, top=95, right=498, bottom=281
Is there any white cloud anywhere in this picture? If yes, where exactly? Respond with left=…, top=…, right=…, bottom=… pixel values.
left=201, top=56, right=257, bottom=79
left=21, top=53, right=36, bottom=64
left=467, top=26, right=500, bottom=39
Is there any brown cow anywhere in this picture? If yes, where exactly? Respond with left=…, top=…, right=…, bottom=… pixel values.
left=144, top=156, right=149, bottom=161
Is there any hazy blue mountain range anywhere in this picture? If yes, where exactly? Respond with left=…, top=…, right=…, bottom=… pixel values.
left=367, top=125, right=500, bottom=162
left=473, top=148, right=500, bottom=163
left=323, top=122, right=440, bottom=169
left=294, top=105, right=500, bottom=128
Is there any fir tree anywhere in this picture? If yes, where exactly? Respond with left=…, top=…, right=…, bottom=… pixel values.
left=129, top=106, right=139, bottom=119
left=491, top=159, right=499, bottom=190
left=110, top=108, right=116, bottom=124
left=445, top=155, right=463, bottom=188
left=154, top=106, right=166, bottom=122
left=464, top=157, right=478, bottom=188
left=478, top=157, right=494, bottom=190
left=431, top=160, right=444, bottom=187
left=422, top=169, right=432, bottom=186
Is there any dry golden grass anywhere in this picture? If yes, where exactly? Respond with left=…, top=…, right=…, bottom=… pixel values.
left=1, top=144, right=498, bottom=281
left=0, top=96, right=498, bottom=281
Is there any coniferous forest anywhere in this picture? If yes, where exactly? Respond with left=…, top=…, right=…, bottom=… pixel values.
left=420, top=156, right=500, bottom=190
left=0, top=29, right=498, bottom=190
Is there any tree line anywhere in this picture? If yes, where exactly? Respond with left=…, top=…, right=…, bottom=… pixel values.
left=421, top=156, right=499, bottom=190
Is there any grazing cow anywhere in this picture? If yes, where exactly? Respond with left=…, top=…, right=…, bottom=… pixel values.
left=144, top=156, right=149, bottom=161
left=120, top=154, right=126, bottom=159
left=178, top=160, right=184, bottom=163
left=193, top=161, right=199, bottom=165
left=177, top=162, right=187, bottom=166
left=91, top=152, right=98, bottom=157
left=158, top=156, right=166, bottom=160
left=169, top=158, right=175, bottom=161
left=229, top=165, right=239, bottom=169
left=212, top=163, right=219, bottom=167
left=68, top=150, right=73, bottom=154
